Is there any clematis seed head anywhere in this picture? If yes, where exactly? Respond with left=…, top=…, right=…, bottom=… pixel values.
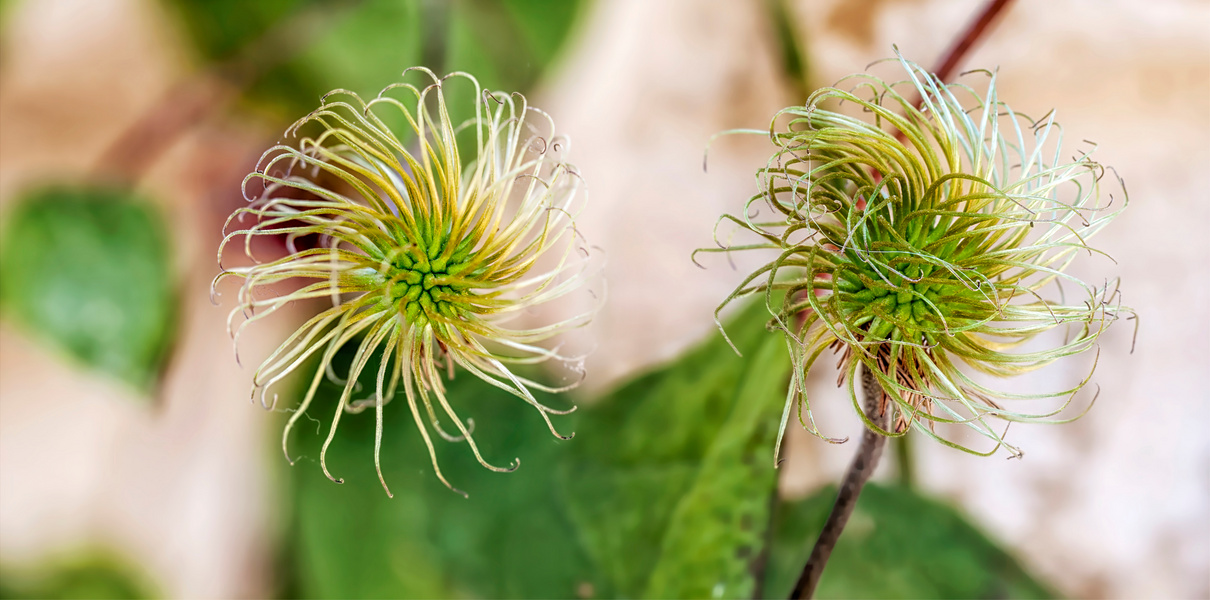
left=704, top=53, right=1134, bottom=460
left=215, top=68, right=597, bottom=496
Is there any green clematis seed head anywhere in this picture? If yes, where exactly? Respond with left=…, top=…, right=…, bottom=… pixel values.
left=705, top=53, right=1134, bottom=460
left=215, top=68, right=598, bottom=496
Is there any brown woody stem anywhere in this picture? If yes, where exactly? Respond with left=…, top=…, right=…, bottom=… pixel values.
left=93, top=2, right=358, bottom=181
left=790, top=364, right=888, bottom=599
left=932, top=0, right=1014, bottom=84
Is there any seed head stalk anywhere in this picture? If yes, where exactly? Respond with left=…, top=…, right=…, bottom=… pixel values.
left=791, top=364, right=889, bottom=599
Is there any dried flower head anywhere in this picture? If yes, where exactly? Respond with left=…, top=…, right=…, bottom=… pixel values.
left=215, top=68, right=595, bottom=496
left=706, top=55, right=1133, bottom=459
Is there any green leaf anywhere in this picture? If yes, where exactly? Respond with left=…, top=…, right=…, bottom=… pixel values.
left=283, top=302, right=791, bottom=598
left=0, top=0, right=20, bottom=31
left=0, top=553, right=155, bottom=599
left=0, top=186, right=176, bottom=390
left=164, top=0, right=585, bottom=119
left=558, top=302, right=791, bottom=598
left=762, top=483, right=1057, bottom=599
left=245, top=0, right=425, bottom=118
left=283, top=346, right=595, bottom=598
left=161, top=0, right=306, bottom=62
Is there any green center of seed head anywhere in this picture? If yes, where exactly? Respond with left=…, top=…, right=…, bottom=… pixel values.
left=834, top=258, right=995, bottom=345
left=383, top=234, right=476, bottom=327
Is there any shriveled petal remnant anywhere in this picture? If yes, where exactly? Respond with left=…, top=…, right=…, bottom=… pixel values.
left=216, top=69, right=595, bottom=496
left=704, top=55, right=1133, bottom=460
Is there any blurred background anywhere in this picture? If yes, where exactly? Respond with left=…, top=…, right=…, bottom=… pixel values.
left=0, top=0, right=1207, bottom=598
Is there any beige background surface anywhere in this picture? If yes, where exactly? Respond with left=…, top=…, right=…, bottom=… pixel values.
left=1, top=0, right=1207, bottom=597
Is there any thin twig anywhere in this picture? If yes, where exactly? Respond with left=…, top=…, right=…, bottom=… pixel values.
left=94, top=1, right=359, bottom=181
left=765, top=0, right=811, bottom=104
left=790, top=364, right=888, bottom=599
left=894, top=0, right=1015, bottom=142
left=931, top=0, right=1013, bottom=84
left=895, top=433, right=916, bottom=489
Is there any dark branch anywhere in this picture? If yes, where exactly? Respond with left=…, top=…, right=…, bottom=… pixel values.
left=94, top=1, right=359, bottom=181
left=790, top=364, right=889, bottom=599
left=932, top=0, right=1014, bottom=84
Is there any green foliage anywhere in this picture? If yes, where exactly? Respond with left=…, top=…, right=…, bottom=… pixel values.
left=0, top=0, right=17, bottom=32
left=248, top=0, right=424, bottom=118
left=283, top=345, right=596, bottom=598
left=0, top=186, right=176, bottom=390
left=0, top=554, right=154, bottom=599
left=165, top=0, right=585, bottom=118
left=559, top=303, right=790, bottom=598
left=283, top=301, right=790, bottom=598
left=762, top=483, right=1055, bottom=599
left=283, top=301, right=1057, bottom=598
left=163, top=0, right=302, bottom=61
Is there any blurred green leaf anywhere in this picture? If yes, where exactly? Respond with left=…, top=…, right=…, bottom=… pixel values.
left=284, top=301, right=790, bottom=598
left=642, top=337, right=787, bottom=598
left=499, top=0, right=582, bottom=67
left=0, top=0, right=18, bottom=32
left=558, top=302, right=791, bottom=598
left=0, top=186, right=176, bottom=390
left=247, top=0, right=424, bottom=118
left=0, top=554, right=154, bottom=599
left=762, top=483, right=1056, bottom=599
left=165, top=0, right=585, bottom=119
left=284, top=347, right=595, bottom=598
left=763, top=0, right=811, bottom=102
left=163, top=0, right=307, bottom=61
